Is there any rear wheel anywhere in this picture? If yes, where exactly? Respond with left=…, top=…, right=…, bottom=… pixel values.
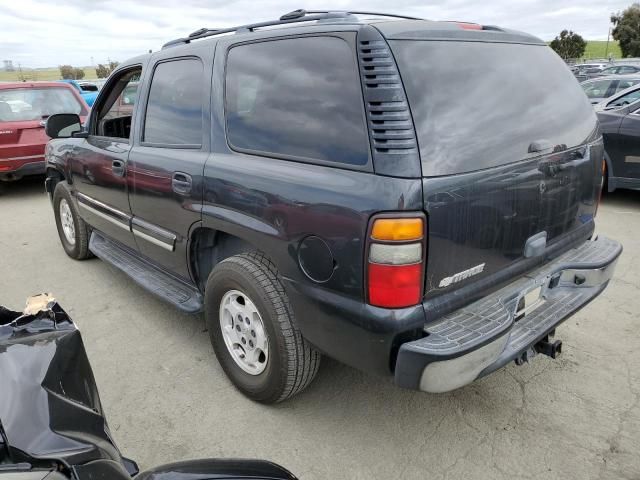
left=53, top=183, right=92, bottom=260
left=205, top=252, right=321, bottom=403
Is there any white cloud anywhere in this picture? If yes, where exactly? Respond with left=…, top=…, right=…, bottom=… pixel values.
left=0, top=0, right=631, bottom=67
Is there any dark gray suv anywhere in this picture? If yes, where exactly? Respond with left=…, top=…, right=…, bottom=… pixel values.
left=44, top=9, right=621, bottom=403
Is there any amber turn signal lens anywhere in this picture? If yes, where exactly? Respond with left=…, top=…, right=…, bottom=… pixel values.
left=371, top=218, right=423, bottom=242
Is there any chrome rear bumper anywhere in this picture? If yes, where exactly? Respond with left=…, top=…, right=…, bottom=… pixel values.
left=394, top=236, right=622, bottom=393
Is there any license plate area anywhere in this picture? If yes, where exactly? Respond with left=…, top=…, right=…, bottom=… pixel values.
left=515, top=285, right=545, bottom=319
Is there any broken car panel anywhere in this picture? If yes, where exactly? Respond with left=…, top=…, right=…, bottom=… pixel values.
left=0, top=295, right=296, bottom=480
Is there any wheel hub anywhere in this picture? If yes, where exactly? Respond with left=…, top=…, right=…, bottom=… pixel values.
left=219, top=290, right=269, bottom=375
left=59, top=199, right=76, bottom=246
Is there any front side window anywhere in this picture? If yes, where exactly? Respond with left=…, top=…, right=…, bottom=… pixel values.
left=0, top=87, right=86, bottom=122
left=225, top=36, right=369, bottom=166
left=608, top=88, right=640, bottom=108
left=616, top=79, right=640, bottom=93
left=601, top=67, right=618, bottom=75
left=143, top=58, right=203, bottom=146
left=95, top=68, right=141, bottom=139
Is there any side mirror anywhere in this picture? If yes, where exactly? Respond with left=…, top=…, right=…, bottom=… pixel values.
left=45, top=113, right=83, bottom=139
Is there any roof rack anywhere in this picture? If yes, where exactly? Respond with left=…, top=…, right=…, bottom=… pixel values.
left=303, top=10, right=423, bottom=20
left=162, top=8, right=424, bottom=49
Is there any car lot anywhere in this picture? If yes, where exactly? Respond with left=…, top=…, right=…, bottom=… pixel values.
left=1, top=177, right=639, bottom=480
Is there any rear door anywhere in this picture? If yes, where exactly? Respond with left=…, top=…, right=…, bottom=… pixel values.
left=390, top=39, right=601, bottom=299
left=127, top=51, right=211, bottom=279
left=615, top=105, right=640, bottom=180
left=71, top=66, right=143, bottom=250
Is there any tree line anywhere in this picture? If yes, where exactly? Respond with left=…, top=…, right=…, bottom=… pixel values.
left=58, top=60, right=120, bottom=80
left=551, top=3, right=640, bottom=60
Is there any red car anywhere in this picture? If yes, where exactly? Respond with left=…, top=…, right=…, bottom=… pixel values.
left=0, top=82, right=88, bottom=185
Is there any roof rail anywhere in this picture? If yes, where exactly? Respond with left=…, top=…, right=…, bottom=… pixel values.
left=162, top=9, right=424, bottom=49
left=304, top=10, right=423, bottom=20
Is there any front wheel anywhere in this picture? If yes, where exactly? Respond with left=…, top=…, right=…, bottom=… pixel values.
left=53, top=183, right=92, bottom=260
left=205, top=252, right=321, bottom=403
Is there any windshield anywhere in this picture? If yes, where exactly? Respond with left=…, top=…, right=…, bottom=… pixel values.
left=0, top=87, right=86, bottom=122
left=391, top=41, right=597, bottom=176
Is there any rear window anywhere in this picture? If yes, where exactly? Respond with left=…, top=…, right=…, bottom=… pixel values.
left=391, top=41, right=597, bottom=176
left=0, top=87, right=86, bottom=122
left=225, top=36, right=369, bottom=166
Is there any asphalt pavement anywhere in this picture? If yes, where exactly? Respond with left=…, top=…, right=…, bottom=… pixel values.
left=1, top=177, right=638, bottom=480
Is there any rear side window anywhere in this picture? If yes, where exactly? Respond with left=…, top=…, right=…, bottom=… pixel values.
left=225, top=36, right=369, bottom=165
left=143, top=58, right=203, bottom=146
left=391, top=41, right=596, bottom=176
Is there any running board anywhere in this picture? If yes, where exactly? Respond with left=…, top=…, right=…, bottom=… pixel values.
left=89, top=232, right=203, bottom=313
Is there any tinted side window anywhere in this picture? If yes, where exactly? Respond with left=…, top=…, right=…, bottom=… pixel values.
left=143, top=58, right=203, bottom=145
left=225, top=37, right=368, bottom=165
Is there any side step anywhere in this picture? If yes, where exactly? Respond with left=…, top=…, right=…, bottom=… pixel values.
left=89, top=232, right=203, bottom=313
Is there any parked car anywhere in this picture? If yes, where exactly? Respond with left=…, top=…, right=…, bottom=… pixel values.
left=597, top=94, right=640, bottom=191
left=0, top=82, right=88, bottom=187
left=78, top=80, right=99, bottom=92
left=59, top=79, right=99, bottom=106
left=594, top=82, right=640, bottom=112
left=44, top=9, right=621, bottom=403
left=580, top=75, right=640, bottom=104
left=572, top=63, right=608, bottom=82
left=0, top=295, right=297, bottom=480
left=592, top=64, right=640, bottom=78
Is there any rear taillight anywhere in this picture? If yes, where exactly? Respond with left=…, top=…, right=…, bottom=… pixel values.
left=456, top=22, right=483, bottom=30
left=367, top=216, right=426, bottom=308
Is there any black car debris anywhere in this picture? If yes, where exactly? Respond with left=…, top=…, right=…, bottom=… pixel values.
left=0, top=295, right=296, bottom=480
left=44, top=9, right=621, bottom=402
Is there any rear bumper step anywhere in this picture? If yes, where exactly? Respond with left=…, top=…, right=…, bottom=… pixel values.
left=394, top=235, right=622, bottom=393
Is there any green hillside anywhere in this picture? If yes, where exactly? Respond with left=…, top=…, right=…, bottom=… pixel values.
left=0, top=67, right=97, bottom=82
left=582, top=40, right=623, bottom=60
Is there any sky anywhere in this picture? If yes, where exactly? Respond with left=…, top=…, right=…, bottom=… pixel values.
left=0, top=0, right=634, bottom=68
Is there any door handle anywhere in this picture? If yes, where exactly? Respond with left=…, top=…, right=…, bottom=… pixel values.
left=172, top=172, right=192, bottom=195
left=112, top=160, right=126, bottom=177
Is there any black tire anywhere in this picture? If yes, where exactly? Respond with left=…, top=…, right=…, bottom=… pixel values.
left=205, top=252, right=321, bottom=403
left=53, top=182, right=92, bottom=260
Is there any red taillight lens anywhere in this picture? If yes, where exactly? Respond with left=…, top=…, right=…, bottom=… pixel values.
left=368, top=263, right=422, bottom=308
left=444, top=21, right=483, bottom=30
left=367, top=216, right=426, bottom=309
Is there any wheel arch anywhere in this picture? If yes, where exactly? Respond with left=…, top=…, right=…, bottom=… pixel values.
left=46, top=166, right=66, bottom=202
left=604, top=150, right=616, bottom=192
left=189, top=225, right=259, bottom=292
